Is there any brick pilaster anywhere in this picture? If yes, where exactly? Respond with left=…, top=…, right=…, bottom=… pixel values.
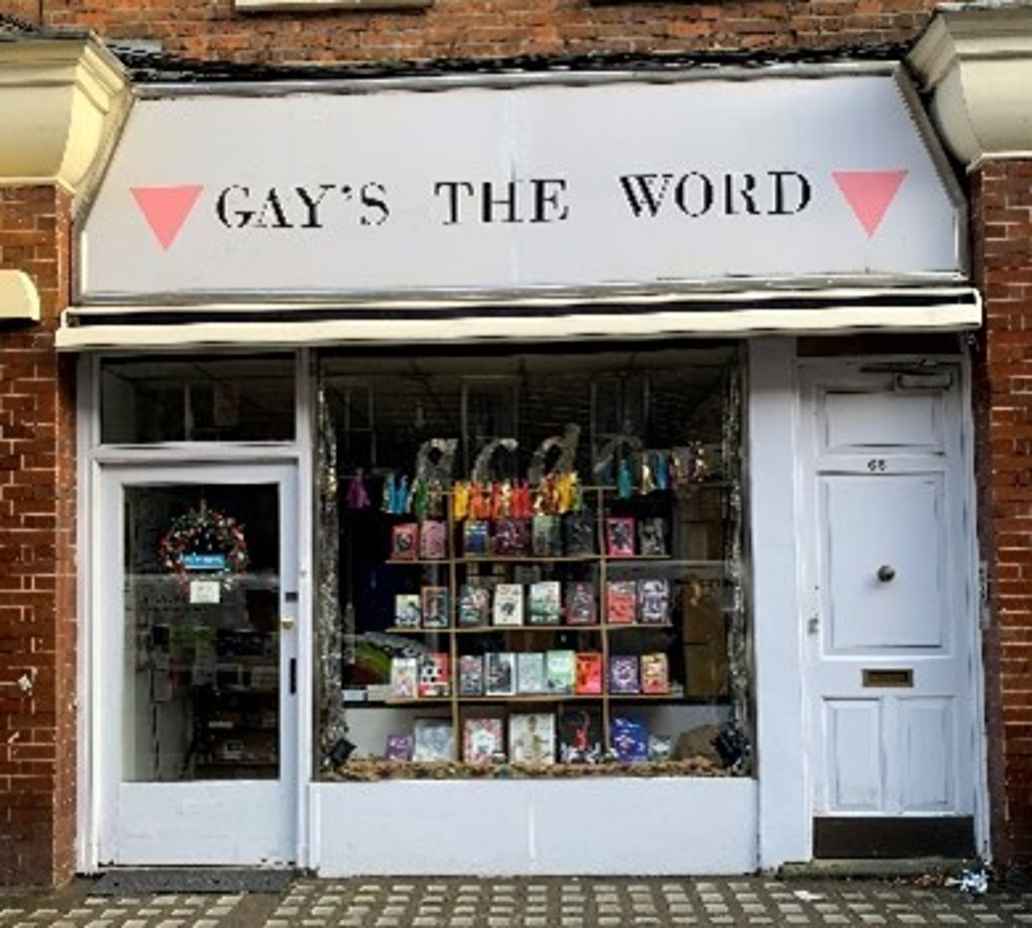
left=0, top=185, right=76, bottom=887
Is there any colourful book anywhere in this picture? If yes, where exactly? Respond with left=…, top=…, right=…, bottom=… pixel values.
left=493, top=518, right=530, bottom=556
left=390, top=657, right=418, bottom=699
left=459, top=654, right=485, bottom=696
left=394, top=594, right=421, bottom=628
left=641, top=652, right=670, bottom=694
left=463, top=717, right=504, bottom=764
left=385, top=733, right=414, bottom=761
left=565, top=582, right=597, bottom=625
left=605, top=517, right=635, bottom=557
left=638, top=578, right=670, bottom=625
left=517, top=652, right=546, bottom=694
left=391, top=523, right=418, bottom=560
left=575, top=652, right=604, bottom=695
left=485, top=652, right=516, bottom=696
left=545, top=650, right=576, bottom=694
left=508, top=713, right=556, bottom=765
left=606, top=581, right=637, bottom=624
left=531, top=515, right=563, bottom=557
left=418, top=653, right=450, bottom=698
left=493, top=584, right=524, bottom=626
left=412, top=719, right=453, bottom=761
left=463, top=520, right=490, bottom=556
left=458, top=585, right=491, bottom=627
left=611, top=716, right=649, bottom=762
left=637, top=517, right=667, bottom=556
left=558, top=706, right=603, bottom=764
left=421, top=586, right=450, bottom=628
left=609, top=655, right=640, bottom=694
left=528, top=581, right=561, bottom=625
left=419, top=520, right=447, bottom=560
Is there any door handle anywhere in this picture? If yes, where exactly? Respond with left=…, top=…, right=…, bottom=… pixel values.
left=289, top=658, right=296, bottom=695
left=877, top=565, right=896, bottom=583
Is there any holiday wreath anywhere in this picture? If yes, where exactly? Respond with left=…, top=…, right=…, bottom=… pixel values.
left=158, top=501, right=249, bottom=591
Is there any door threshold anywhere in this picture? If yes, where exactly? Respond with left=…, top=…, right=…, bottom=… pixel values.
left=91, top=868, right=297, bottom=895
left=780, top=857, right=974, bottom=880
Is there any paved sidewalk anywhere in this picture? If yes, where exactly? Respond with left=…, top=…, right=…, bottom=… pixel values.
left=3, top=877, right=1032, bottom=928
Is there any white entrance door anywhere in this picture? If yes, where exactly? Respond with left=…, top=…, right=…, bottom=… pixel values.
left=97, top=463, right=299, bottom=866
left=799, top=361, right=979, bottom=857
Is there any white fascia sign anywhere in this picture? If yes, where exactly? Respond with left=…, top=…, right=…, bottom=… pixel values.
left=79, top=69, right=964, bottom=304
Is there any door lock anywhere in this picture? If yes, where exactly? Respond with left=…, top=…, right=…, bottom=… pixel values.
left=877, top=565, right=896, bottom=583
left=281, top=616, right=296, bottom=630
left=807, top=614, right=820, bottom=635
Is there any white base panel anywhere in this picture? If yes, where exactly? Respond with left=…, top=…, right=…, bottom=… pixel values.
left=312, top=777, right=757, bottom=876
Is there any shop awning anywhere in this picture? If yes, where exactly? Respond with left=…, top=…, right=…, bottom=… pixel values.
left=56, top=286, right=981, bottom=351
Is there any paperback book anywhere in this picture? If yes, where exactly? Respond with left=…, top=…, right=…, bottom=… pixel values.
left=390, top=657, right=418, bottom=699
left=638, top=578, right=671, bottom=625
left=609, top=654, right=640, bottom=694
left=517, top=652, right=546, bottom=694
left=457, top=585, right=491, bottom=627
left=493, top=518, right=530, bottom=556
left=418, top=653, right=451, bottom=698
left=563, top=509, right=596, bottom=556
left=637, top=517, right=667, bottom=557
left=394, top=594, right=421, bottom=629
left=419, top=520, right=447, bottom=560
left=558, top=706, right=603, bottom=764
left=412, top=718, right=454, bottom=761
left=459, top=654, right=485, bottom=696
left=575, top=652, right=604, bottom=695
left=528, top=581, right=561, bottom=625
left=508, top=713, right=556, bottom=765
left=493, top=584, right=524, bottom=626
left=545, top=650, right=576, bottom=694
left=605, top=517, right=636, bottom=557
left=391, top=523, right=418, bottom=560
left=485, top=652, right=516, bottom=696
left=463, top=717, right=504, bottom=764
left=606, top=581, right=637, bottom=624
left=385, top=733, right=414, bottom=761
left=421, top=586, right=450, bottom=629
left=611, top=716, right=649, bottom=762
left=532, top=515, right=563, bottom=557
left=565, top=582, right=597, bottom=625
left=641, top=652, right=670, bottom=694
left=463, top=520, right=490, bottom=556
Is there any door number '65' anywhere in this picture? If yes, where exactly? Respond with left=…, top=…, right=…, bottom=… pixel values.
left=867, top=459, right=887, bottom=472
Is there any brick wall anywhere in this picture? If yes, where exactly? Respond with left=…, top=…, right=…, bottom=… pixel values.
left=39, top=0, right=939, bottom=65
left=0, top=185, right=76, bottom=887
left=972, top=160, right=1032, bottom=869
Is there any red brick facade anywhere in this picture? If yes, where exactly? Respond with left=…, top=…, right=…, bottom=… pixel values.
left=0, top=186, right=77, bottom=887
left=972, top=160, right=1032, bottom=870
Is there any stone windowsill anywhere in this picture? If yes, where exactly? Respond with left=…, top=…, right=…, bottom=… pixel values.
left=236, top=0, right=431, bottom=12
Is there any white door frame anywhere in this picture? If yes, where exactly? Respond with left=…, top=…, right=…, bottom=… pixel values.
left=794, top=355, right=989, bottom=860
left=75, top=350, right=316, bottom=871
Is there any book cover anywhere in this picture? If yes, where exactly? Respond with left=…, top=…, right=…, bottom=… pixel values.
left=528, top=581, right=561, bottom=625
left=421, top=586, right=450, bottom=628
left=605, top=517, right=636, bottom=557
left=545, top=649, right=576, bottom=694
left=493, top=584, right=524, bottom=626
left=457, top=585, right=491, bottom=627
left=418, top=520, right=448, bottom=560
left=531, top=515, right=563, bottom=557
left=609, top=655, right=640, bottom=694
left=485, top=652, right=516, bottom=696
left=418, top=653, right=451, bottom=697
left=575, top=652, right=604, bottom=695
left=385, top=733, right=414, bottom=761
left=463, top=520, right=490, bottom=557
left=565, top=582, right=597, bottom=625
left=463, top=717, right=504, bottom=764
left=563, top=509, right=596, bottom=556
left=493, top=518, right=530, bottom=556
left=641, top=652, right=670, bottom=694
left=611, top=716, right=649, bottom=762
left=606, top=581, right=637, bottom=624
left=390, top=657, right=418, bottom=699
left=391, top=523, right=418, bottom=560
left=412, top=718, right=454, bottom=761
left=459, top=654, right=485, bottom=696
left=517, top=652, right=546, bottom=694
left=638, top=578, right=671, bottom=625
left=508, top=713, right=556, bottom=765
left=394, top=593, right=421, bottom=628
left=558, top=706, right=603, bottom=764
left=638, top=517, right=667, bottom=557
left=648, top=734, right=673, bottom=761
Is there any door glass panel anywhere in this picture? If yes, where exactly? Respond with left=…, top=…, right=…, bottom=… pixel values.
left=122, top=483, right=280, bottom=782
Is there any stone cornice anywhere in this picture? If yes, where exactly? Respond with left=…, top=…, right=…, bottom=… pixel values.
left=0, top=35, right=130, bottom=202
left=909, top=6, right=1032, bottom=167
left=0, top=270, right=39, bottom=322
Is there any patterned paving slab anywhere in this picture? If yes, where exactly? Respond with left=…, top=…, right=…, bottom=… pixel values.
left=3, top=878, right=1032, bottom=928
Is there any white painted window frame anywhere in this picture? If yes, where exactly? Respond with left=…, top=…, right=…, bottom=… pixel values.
left=75, top=348, right=317, bottom=873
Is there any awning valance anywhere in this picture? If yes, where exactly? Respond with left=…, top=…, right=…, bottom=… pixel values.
left=56, top=286, right=981, bottom=351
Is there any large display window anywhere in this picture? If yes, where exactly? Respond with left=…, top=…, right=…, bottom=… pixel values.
left=317, top=343, right=752, bottom=779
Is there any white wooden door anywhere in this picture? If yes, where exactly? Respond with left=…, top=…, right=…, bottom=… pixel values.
left=799, top=361, right=978, bottom=856
left=97, top=463, right=299, bottom=866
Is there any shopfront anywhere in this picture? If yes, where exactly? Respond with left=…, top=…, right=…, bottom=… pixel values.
left=60, top=62, right=987, bottom=874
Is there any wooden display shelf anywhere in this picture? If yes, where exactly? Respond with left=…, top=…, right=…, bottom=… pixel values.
left=385, top=559, right=451, bottom=566
left=459, top=554, right=599, bottom=564
left=453, top=624, right=602, bottom=634
left=457, top=694, right=604, bottom=703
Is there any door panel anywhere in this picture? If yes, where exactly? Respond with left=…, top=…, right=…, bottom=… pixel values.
left=820, top=474, right=947, bottom=651
left=99, top=464, right=298, bottom=866
left=799, top=363, right=976, bottom=854
left=824, top=699, right=883, bottom=812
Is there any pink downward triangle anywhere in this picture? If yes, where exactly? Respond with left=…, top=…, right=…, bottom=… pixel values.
left=832, top=170, right=908, bottom=238
left=131, top=185, right=204, bottom=250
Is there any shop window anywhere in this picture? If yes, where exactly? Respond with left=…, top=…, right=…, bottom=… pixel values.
left=316, top=344, right=751, bottom=779
left=100, top=354, right=296, bottom=444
